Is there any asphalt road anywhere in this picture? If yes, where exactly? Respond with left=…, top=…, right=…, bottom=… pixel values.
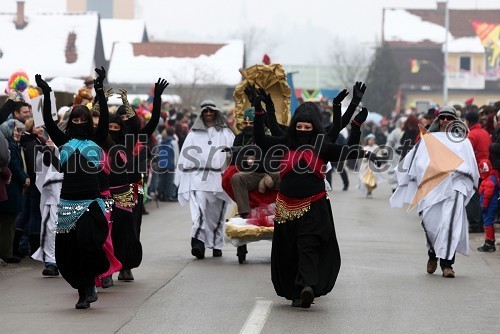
left=1, top=172, right=500, bottom=334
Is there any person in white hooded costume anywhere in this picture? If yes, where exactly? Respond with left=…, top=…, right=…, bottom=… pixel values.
left=32, top=141, right=63, bottom=276
left=390, top=106, right=478, bottom=278
left=175, top=100, right=235, bottom=259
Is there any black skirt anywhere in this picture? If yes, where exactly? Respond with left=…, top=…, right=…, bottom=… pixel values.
left=55, top=201, right=110, bottom=289
left=111, top=207, right=143, bottom=269
left=271, top=196, right=341, bottom=300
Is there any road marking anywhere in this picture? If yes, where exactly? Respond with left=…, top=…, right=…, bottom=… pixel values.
left=239, top=300, right=273, bottom=334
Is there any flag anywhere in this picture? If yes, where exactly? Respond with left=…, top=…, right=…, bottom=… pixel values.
left=471, top=21, right=500, bottom=68
left=409, top=58, right=420, bottom=73
left=286, top=72, right=298, bottom=116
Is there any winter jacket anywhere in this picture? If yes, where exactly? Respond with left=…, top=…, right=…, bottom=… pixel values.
left=0, top=140, right=27, bottom=213
left=468, top=123, right=491, bottom=164
left=0, top=131, right=10, bottom=167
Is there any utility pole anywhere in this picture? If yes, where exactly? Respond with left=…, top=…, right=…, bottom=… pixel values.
left=443, top=0, right=449, bottom=106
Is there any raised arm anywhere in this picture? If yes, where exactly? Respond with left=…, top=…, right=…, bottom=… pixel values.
left=0, top=90, right=17, bottom=124
left=245, top=84, right=285, bottom=151
left=92, top=67, right=110, bottom=146
left=326, top=99, right=343, bottom=142
left=340, top=82, right=366, bottom=130
left=119, top=88, right=141, bottom=136
left=321, top=107, right=367, bottom=162
left=256, top=88, right=284, bottom=136
left=139, top=78, right=169, bottom=138
left=35, top=74, right=67, bottom=147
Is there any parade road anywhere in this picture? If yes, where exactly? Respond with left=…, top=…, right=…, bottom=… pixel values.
left=1, top=174, right=499, bottom=334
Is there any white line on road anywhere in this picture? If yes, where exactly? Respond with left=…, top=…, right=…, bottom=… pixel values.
left=239, top=300, right=273, bottom=334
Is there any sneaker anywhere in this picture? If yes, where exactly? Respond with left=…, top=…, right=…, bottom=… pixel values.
left=442, top=267, right=455, bottom=278
left=300, top=286, right=314, bottom=308
left=427, top=258, right=438, bottom=274
left=477, top=240, right=496, bottom=252
left=42, top=266, right=59, bottom=277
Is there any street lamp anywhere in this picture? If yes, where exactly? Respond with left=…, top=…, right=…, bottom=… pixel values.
left=443, top=0, right=449, bottom=105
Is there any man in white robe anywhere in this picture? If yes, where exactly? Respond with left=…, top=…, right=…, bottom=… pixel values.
left=390, top=107, right=478, bottom=278
left=175, top=100, right=235, bottom=259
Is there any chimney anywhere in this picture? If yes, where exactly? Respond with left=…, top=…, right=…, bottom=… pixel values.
left=436, top=1, right=446, bottom=13
left=15, top=1, right=27, bottom=29
left=65, top=32, right=78, bottom=64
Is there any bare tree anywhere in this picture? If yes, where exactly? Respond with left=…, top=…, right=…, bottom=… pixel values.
left=327, top=37, right=373, bottom=88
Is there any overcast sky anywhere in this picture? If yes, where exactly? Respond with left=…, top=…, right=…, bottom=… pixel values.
left=15, top=0, right=500, bottom=65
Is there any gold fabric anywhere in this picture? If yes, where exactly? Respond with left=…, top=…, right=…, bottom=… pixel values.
left=225, top=224, right=274, bottom=239
left=233, top=64, right=292, bottom=132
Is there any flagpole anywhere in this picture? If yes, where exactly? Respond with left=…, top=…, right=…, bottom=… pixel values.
left=443, top=0, right=449, bottom=106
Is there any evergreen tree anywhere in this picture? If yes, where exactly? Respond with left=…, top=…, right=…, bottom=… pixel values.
left=363, top=43, right=400, bottom=117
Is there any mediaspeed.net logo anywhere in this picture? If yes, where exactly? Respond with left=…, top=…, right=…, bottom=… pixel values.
left=408, top=123, right=467, bottom=211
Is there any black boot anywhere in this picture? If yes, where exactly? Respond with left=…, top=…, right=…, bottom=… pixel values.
left=191, top=238, right=205, bottom=259
left=75, top=288, right=90, bottom=309
left=85, top=285, right=98, bottom=303
left=477, top=240, right=496, bottom=252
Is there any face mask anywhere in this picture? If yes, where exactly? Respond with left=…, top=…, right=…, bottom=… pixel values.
left=70, top=123, right=90, bottom=139
left=242, top=125, right=253, bottom=136
left=295, top=130, right=313, bottom=145
left=109, top=130, right=122, bottom=144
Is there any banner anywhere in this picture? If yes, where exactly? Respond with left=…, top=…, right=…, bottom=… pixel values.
left=31, top=92, right=57, bottom=127
left=471, top=20, right=500, bottom=80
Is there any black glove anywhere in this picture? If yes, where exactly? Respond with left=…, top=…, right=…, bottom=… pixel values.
left=257, top=88, right=273, bottom=106
left=352, top=82, right=367, bottom=102
left=35, top=74, right=52, bottom=94
left=353, top=107, right=368, bottom=125
left=333, top=89, right=349, bottom=105
left=244, top=84, right=258, bottom=106
left=154, top=78, right=169, bottom=97
left=94, top=66, right=107, bottom=90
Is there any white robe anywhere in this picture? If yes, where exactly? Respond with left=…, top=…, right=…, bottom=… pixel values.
left=32, top=148, right=63, bottom=264
left=175, top=126, right=234, bottom=248
left=175, top=127, right=234, bottom=205
left=390, top=132, right=478, bottom=259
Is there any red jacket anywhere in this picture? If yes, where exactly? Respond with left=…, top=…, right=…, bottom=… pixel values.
left=468, top=123, right=491, bottom=164
left=478, top=159, right=500, bottom=209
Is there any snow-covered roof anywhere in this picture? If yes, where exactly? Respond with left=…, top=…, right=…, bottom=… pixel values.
left=0, top=12, right=99, bottom=81
left=48, top=77, right=84, bottom=93
left=384, top=9, right=453, bottom=43
left=100, top=19, right=146, bottom=61
left=107, top=40, right=244, bottom=86
left=446, top=36, right=485, bottom=53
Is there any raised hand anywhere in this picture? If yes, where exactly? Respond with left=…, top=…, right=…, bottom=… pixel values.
left=104, top=88, right=114, bottom=99
left=257, top=87, right=273, bottom=106
left=353, top=107, right=368, bottom=125
left=333, top=89, right=349, bottom=105
left=244, top=83, right=258, bottom=106
left=35, top=74, right=52, bottom=94
left=119, top=88, right=128, bottom=102
left=94, top=66, right=107, bottom=90
left=154, top=78, right=169, bottom=97
left=352, top=82, right=367, bottom=102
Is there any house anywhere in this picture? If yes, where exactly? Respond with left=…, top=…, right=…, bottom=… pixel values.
left=107, top=40, right=245, bottom=107
left=101, top=18, right=148, bottom=62
left=383, top=2, right=500, bottom=112
left=0, top=2, right=105, bottom=85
